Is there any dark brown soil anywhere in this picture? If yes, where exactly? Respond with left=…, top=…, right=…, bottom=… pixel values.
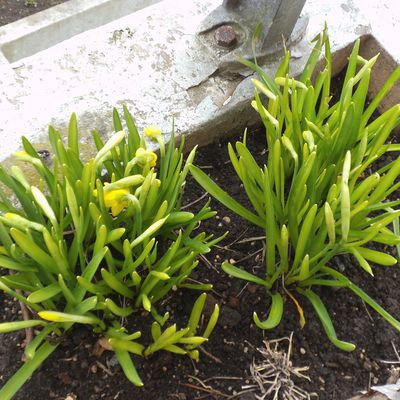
left=1, top=124, right=399, bottom=400
left=0, top=0, right=66, bottom=27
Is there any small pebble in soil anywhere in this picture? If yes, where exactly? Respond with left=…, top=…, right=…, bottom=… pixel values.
left=325, top=361, right=340, bottom=368
left=228, top=296, right=240, bottom=309
left=58, top=372, right=72, bottom=385
left=300, top=347, right=306, bottom=355
left=218, top=305, right=241, bottom=327
left=222, top=216, right=231, bottom=224
left=90, top=364, right=98, bottom=374
left=246, top=284, right=258, bottom=294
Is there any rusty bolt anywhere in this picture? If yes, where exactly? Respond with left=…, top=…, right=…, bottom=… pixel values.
left=215, top=25, right=237, bottom=48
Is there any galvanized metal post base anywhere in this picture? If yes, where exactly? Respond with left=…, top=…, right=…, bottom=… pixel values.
left=198, top=0, right=308, bottom=72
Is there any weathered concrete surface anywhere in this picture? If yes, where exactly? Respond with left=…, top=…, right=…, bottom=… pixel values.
left=0, top=0, right=162, bottom=63
left=0, top=0, right=398, bottom=163
left=353, top=0, right=400, bottom=113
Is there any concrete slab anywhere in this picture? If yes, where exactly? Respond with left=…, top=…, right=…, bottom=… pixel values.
left=0, top=0, right=162, bottom=63
left=353, top=0, right=400, bottom=112
left=0, top=0, right=398, bottom=163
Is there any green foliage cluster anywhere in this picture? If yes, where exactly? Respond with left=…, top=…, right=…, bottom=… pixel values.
left=0, top=107, right=222, bottom=399
left=190, top=28, right=400, bottom=350
left=1, top=26, right=400, bottom=399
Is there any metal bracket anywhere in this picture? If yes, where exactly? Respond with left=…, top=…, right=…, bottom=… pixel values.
left=198, top=0, right=308, bottom=72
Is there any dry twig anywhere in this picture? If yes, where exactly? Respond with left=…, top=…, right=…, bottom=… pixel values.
left=199, top=345, right=223, bottom=364
left=379, top=341, right=400, bottom=364
left=235, top=248, right=264, bottom=265
left=182, top=192, right=209, bottom=210
left=199, top=254, right=219, bottom=273
left=184, top=375, right=231, bottom=398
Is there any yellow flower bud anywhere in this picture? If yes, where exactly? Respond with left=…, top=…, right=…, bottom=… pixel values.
left=13, top=151, right=43, bottom=168
left=135, top=148, right=157, bottom=168
left=144, top=125, right=162, bottom=139
left=103, top=175, right=144, bottom=192
left=94, top=130, right=125, bottom=166
left=1, top=212, right=44, bottom=232
left=13, top=151, right=29, bottom=158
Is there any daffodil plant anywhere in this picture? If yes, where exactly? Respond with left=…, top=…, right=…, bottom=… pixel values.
left=0, top=106, right=222, bottom=399
left=190, top=28, right=400, bottom=351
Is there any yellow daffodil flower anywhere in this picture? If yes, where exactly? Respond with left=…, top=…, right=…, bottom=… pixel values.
left=144, top=125, right=162, bottom=139
left=93, top=188, right=130, bottom=216
left=135, top=148, right=157, bottom=168
left=143, top=125, right=165, bottom=158
left=105, top=189, right=130, bottom=216
left=93, top=176, right=145, bottom=216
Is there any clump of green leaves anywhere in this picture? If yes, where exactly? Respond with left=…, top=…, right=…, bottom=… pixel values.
left=0, top=107, right=222, bottom=399
left=190, top=28, right=400, bottom=351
